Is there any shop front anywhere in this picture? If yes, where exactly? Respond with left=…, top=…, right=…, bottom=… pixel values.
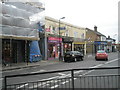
left=2, top=39, right=29, bottom=64
left=74, top=42, right=85, bottom=55
left=72, top=38, right=86, bottom=55
left=94, top=41, right=107, bottom=53
left=63, top=37, right=73, bottom=54
left=47, top=37, right=62, bottom=60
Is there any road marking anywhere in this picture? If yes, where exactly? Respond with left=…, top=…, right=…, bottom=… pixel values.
left=80, top=58, right=120, bottom=76
left=105, top=58, right=119, bottom=64
left=49, top=58, right=119, bottom=89
left=51, top=85, right=59, bottom=89
left=87, top=55, right=93, bottom=57
left=10, top=58, right=120, bottom=89
left=74, top=70, right=83, bottom=74
left=61, top=81, right=69, bottom=84
left=58, top=73, right=66, bottom=76
left=0, top=78, right=3, bottom=81
left=16, top=83, right=28, bottom=89
left=40, top=76, right=60, bottom=81
left=90, top=64, right=103, bottom=68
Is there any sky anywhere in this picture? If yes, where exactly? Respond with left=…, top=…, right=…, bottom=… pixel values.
left=44, top=0, right=119, bottom=42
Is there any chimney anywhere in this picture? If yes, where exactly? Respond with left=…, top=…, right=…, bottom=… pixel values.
left=94, top=26, right=97, bottom=32
left=108, top=36, right=110, bottom=38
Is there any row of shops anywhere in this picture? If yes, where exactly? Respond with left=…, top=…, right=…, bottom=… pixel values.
left=1, top=2, right=116, bottom=65
left=47, top=37, right=85, bottom=60
left=2, top=35, right=85, bottom=63
left=2, top=35, right=116, bottom=64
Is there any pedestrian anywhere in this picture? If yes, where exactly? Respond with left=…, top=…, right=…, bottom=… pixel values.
left=107, top=48, right=109, bottom=53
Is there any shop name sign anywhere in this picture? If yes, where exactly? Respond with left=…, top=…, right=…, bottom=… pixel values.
left=94, top=41, right=107, bottom=45
left=58, top=27, right=66, bottom=30
left=48, top=37, right=62, bottom=42
left=45, top=28, right=50, bottom=32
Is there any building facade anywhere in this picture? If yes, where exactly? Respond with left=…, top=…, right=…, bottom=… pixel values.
left=86, top=26, right=107, bottom=54
left=1, top=2, right=44, bottom=64
left=45, top=16, right=86, bottom=60
left=106, top=36, right=116, bottom=52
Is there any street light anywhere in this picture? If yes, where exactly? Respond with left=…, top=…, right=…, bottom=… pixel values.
left=59, top=17, right=65, bottom=61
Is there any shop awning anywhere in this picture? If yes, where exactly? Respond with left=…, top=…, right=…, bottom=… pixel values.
left=73, top=38, right=85, bottom=42
left=63, top=37, right=73, bottom=42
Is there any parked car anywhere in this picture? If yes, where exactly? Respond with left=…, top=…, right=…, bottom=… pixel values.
left=95, top=50, right=108, bottom=61
left=64, top=51, right=84, bottom=62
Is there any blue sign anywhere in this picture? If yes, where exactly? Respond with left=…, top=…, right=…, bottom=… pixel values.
left=94, top=41, right=107, bottom=45
left=58, top=27, right=66, bottom=30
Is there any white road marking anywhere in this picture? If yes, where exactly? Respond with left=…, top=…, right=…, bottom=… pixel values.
left=16, top=83, right=28, bottom=89
left=59, top=74, right=71, bottom=78
left=105, top=58, right=119, bottom=64
left=58, top=73, right=66, bottom=76
left=87, top=55, right=93, bottom=57
left=11, top=58, right=120, bottom=89
left=40, top=76, right=60, bottom=81
left=61, top=81, right=69, bottom=84
left=49, top=58, right=119, bottom=89
left=80, top=70, right=95, bottom=76
left=90, top=64, right=103, bottom=68
left=74, top=70, right=83, bottom=74
left=80, top=58, right=120, bottom=76
left=0, top=78, right=3, bottom=81
left=51, top=85, right=59, bottom=89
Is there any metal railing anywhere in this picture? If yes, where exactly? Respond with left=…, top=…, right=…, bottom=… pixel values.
left=4, top=67, right=120, bottom=90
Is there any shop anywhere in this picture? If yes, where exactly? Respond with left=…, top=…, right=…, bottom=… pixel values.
left=63, top=37, right=73, bottom=54
left=47, top=37, right=62, bottom=60
left=2, top=39, right=29, bottom=64
left=94, top=41, right=107, bottom=53
left=74, top=42, right=85, bottom=55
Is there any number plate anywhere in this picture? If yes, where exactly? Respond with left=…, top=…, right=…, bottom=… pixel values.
left=66, top=55, right=70, bottom=57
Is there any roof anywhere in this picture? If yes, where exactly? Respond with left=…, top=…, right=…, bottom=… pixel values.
left=86, top=28, right=106, bottom=37
left=106, top=37, right=116, bottom=41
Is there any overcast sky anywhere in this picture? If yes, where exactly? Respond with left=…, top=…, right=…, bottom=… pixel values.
left=44, top=0, right=119, bottom=42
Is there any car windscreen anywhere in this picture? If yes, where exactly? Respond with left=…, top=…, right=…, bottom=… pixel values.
left=66, top=51, right=80, bottom=54
left=97, top=50, right=105, bottom=53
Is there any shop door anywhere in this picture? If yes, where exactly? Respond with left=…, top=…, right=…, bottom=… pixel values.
left=2, top=40, right=12, bottom=63
left=12, top=42, right=17, bottom=63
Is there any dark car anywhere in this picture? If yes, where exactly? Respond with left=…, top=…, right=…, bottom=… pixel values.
left=64, top=51, right=84, bottom=62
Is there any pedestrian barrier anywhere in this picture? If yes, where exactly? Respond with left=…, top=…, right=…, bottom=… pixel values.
left=3, top=67, right=120, bottom=90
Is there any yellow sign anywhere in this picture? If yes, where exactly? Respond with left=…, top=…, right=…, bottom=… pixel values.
left=74, top=42, right=85, bottom=44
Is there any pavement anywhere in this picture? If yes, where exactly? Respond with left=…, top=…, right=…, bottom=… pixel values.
left=2, top=52, right=114, bottom=71
left=2, top=59, right=63, bottom=71
left=2, top=53, right=94, bottom=71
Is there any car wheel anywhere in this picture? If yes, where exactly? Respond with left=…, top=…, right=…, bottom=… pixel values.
left=95, top=57, right=97, bottom=60
left=81, top=57, right=83, bottom=61
left=63, top=58, right=65, bottom=62
left=63, top=58, right=67, bottom=62
left=74, top=58, right=77, bottom=62
left=106, top=58, right=108, bottom=61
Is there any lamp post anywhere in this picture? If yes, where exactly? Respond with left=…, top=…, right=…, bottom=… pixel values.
left=59, top=17, right=65, bottom=61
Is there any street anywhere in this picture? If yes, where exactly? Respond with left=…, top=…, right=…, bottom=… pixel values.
left=2, top=52, right=120, bottom=89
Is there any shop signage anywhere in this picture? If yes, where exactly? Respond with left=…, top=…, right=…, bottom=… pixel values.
left=58, top=27, right=66, bottom=30
left=45, top=28, right=50, bottom=32
left=74, top=42, right=85, bottom=44
left=64, top=44, right=67, bottom=48
left=48, top=37, right=62, bottom=43
left=94, top=41, right=107, bottom=45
